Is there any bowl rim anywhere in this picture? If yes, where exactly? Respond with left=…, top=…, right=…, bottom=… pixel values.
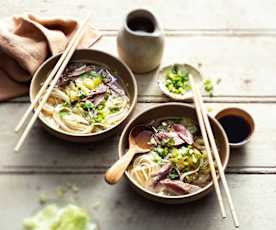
left=30, top=48, right=138, bottom=137
left=118, top=102, right=230, bottom=200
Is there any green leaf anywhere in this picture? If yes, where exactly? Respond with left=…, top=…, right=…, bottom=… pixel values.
left=169, top=168, right=179, bottom=180
left=203, top=79, right=214, bottom=97
left=82, top=101, right=94, bottom=111
left=110, top=107, right=120, bottom=113
left=59, top=111, right=69, bottom=118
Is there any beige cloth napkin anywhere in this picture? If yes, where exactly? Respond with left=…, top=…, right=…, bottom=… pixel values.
left=0, top=13, right=102, bottom=101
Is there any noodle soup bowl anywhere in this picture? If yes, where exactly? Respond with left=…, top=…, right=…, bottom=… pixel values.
left=30, top=49, right=137, bottom=142
left=119, top=103, right=229, bottom=204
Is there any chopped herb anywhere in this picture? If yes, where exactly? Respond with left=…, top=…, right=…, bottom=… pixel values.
left=110, top=107, right=120, bottom=113
left=55, top=186, right=67, bottom=198
left=82, top=101, right=94, bottom=111
left=203, top=79, right=214, bottom=97
left=97, top=103, right=105, bottom=110
left=89, top=71, right=98, bottom=78
left=59, top=111, right=69, bottom=117
left=161, top=137, right=175, bottom=147
left=62, top=101, right=70, bottom=107
left=165, top=65, right=191, bottom=95
left=39, top=193, right=48, bottom=205
left=152, top=152, right=162, bottom=164
left=95, top=112, right=105, bottom=122
left=79, top=73, right=90, bottom=79
left=169, top=168, right=179, bottom=180
left=207, top=106, right=213, bottom=112
left=71, top=185, right=79, bottom=193
left=216, top=78, right=222, bottom=85
left=153, top=146, right=169, bottom=158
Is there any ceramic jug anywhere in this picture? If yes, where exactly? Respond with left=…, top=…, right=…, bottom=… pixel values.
left=117, top=9, right=165, bottom=73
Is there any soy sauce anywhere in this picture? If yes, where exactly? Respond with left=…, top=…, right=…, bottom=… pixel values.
left=218, top=115, right=251, bottom=143
left=127, top=17, right=155, bottom=33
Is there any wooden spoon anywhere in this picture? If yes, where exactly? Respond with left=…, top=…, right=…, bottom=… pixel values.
left=105, top=125, right=153, bottom=184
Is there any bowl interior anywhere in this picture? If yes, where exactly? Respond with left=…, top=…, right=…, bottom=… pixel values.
left=119, top=103, right=229, bottom=200
left=30, top=49, right=137, bottom=137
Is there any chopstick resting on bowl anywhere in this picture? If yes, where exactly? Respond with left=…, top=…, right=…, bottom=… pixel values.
left=14, top=15, right=91, bottom=152
left=189, top=74, right=239, bottom=228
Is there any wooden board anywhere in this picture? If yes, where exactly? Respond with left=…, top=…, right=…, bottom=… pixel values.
left=1, top=1, right=276, bottom=229
left=0, top=174, right=274, bottom=230
left=1, top=102, right=275, bottom=172
left=3, top=0, right=276, bottom=30
left=5, top=34, right=276, bottom=100
left=94, top=35, right=276, bottom=97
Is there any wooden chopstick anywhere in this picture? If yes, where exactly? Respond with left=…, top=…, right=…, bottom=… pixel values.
left=15, top=16, right=91, bottom=133
left=189, top=74, right=227, bottom=218
left=14, top=15, right=90, bottom=152
left=192, top=77, right=240, bottom=228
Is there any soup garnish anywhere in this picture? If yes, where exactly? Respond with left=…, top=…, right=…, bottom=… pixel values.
left=128, top=117, right=214, bottom=196
left=40, top=62, right=129, bottom=134
left=164, top=64, right=215, bottom=97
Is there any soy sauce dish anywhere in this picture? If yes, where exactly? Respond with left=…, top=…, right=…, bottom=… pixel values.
left=30, top=49, right=137, bottom=142
left=118, top=103, right=229, bottom=204
left=215, top=107, right=255, bottom=148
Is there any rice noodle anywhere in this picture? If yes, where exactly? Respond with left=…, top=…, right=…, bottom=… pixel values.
left=128, top=118, right=212, bottom=196
left=40, top=62, right=129, bottom=134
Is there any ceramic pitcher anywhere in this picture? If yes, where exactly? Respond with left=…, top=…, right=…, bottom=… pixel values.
left=117, top=9, right=165, bottom=73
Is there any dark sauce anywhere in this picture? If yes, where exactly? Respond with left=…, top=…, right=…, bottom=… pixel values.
left=127, top=17, right=155, bottom=33
left=218, top=115, right=251, bottom=143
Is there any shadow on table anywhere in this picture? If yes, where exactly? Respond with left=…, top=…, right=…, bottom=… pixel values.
left=102, top=178, right=229, bottom=229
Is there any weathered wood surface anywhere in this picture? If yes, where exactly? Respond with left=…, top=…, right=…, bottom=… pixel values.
left=94, top=35, right=276, bottom=97
left=0, top=102, right=275, bottom=172
left=3, top=0, right=276, bottom=30
left=1, top=174, right=275, bottom=230
left=1, top=0, right=276, bottom=229
left=5, top=35, right=276, bottom=99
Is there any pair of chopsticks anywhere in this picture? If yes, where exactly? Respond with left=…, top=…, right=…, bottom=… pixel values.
left=14, top=15, right=91, bottom=151
left=189, top=74, right=239, bottom=228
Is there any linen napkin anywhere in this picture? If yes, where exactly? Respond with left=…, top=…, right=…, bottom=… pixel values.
left=0, top=13, right=102, bottom=101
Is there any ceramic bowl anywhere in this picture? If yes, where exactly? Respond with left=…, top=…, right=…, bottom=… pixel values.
left=157, top=63, right=203, bottom=101
left=118, top=102, right=229, bottom=204
left=215, top=107, right=255, bottom=148
left=30, top=49, right=138, bottom=142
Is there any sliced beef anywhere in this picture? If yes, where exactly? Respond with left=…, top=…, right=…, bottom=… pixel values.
left=57, top=63, right=96, bottom=86
left=172, top=123, right=193, bottom=145
left=67, top=65, right=95, bottom=77
left=152, top=163, right=172, bottom=186
left=159, top=179, right=202, bottom=195
left=91, top=94, right=105, bottom=106
left=155, top=131, right=185, bottom=146
left=83, top=84, right=108, bottom=104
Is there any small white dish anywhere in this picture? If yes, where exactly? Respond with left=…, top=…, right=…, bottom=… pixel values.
left=157, top=63, right=203, bottom=100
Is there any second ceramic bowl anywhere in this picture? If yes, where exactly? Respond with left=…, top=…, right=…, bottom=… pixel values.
left=118, top=103, right=230, bottom=204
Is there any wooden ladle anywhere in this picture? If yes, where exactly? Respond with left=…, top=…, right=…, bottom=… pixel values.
left=105, top=125, right=153, bottom=184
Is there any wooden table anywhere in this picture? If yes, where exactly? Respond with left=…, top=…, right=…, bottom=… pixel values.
left=1, top=1, right=276, bottom=229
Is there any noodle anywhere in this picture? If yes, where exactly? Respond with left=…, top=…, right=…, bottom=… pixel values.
left=128, top=118, right=212, bottom=196
left=40, top=62, right=129, bottom=134
left=129, top=153, right=159, bottom=187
